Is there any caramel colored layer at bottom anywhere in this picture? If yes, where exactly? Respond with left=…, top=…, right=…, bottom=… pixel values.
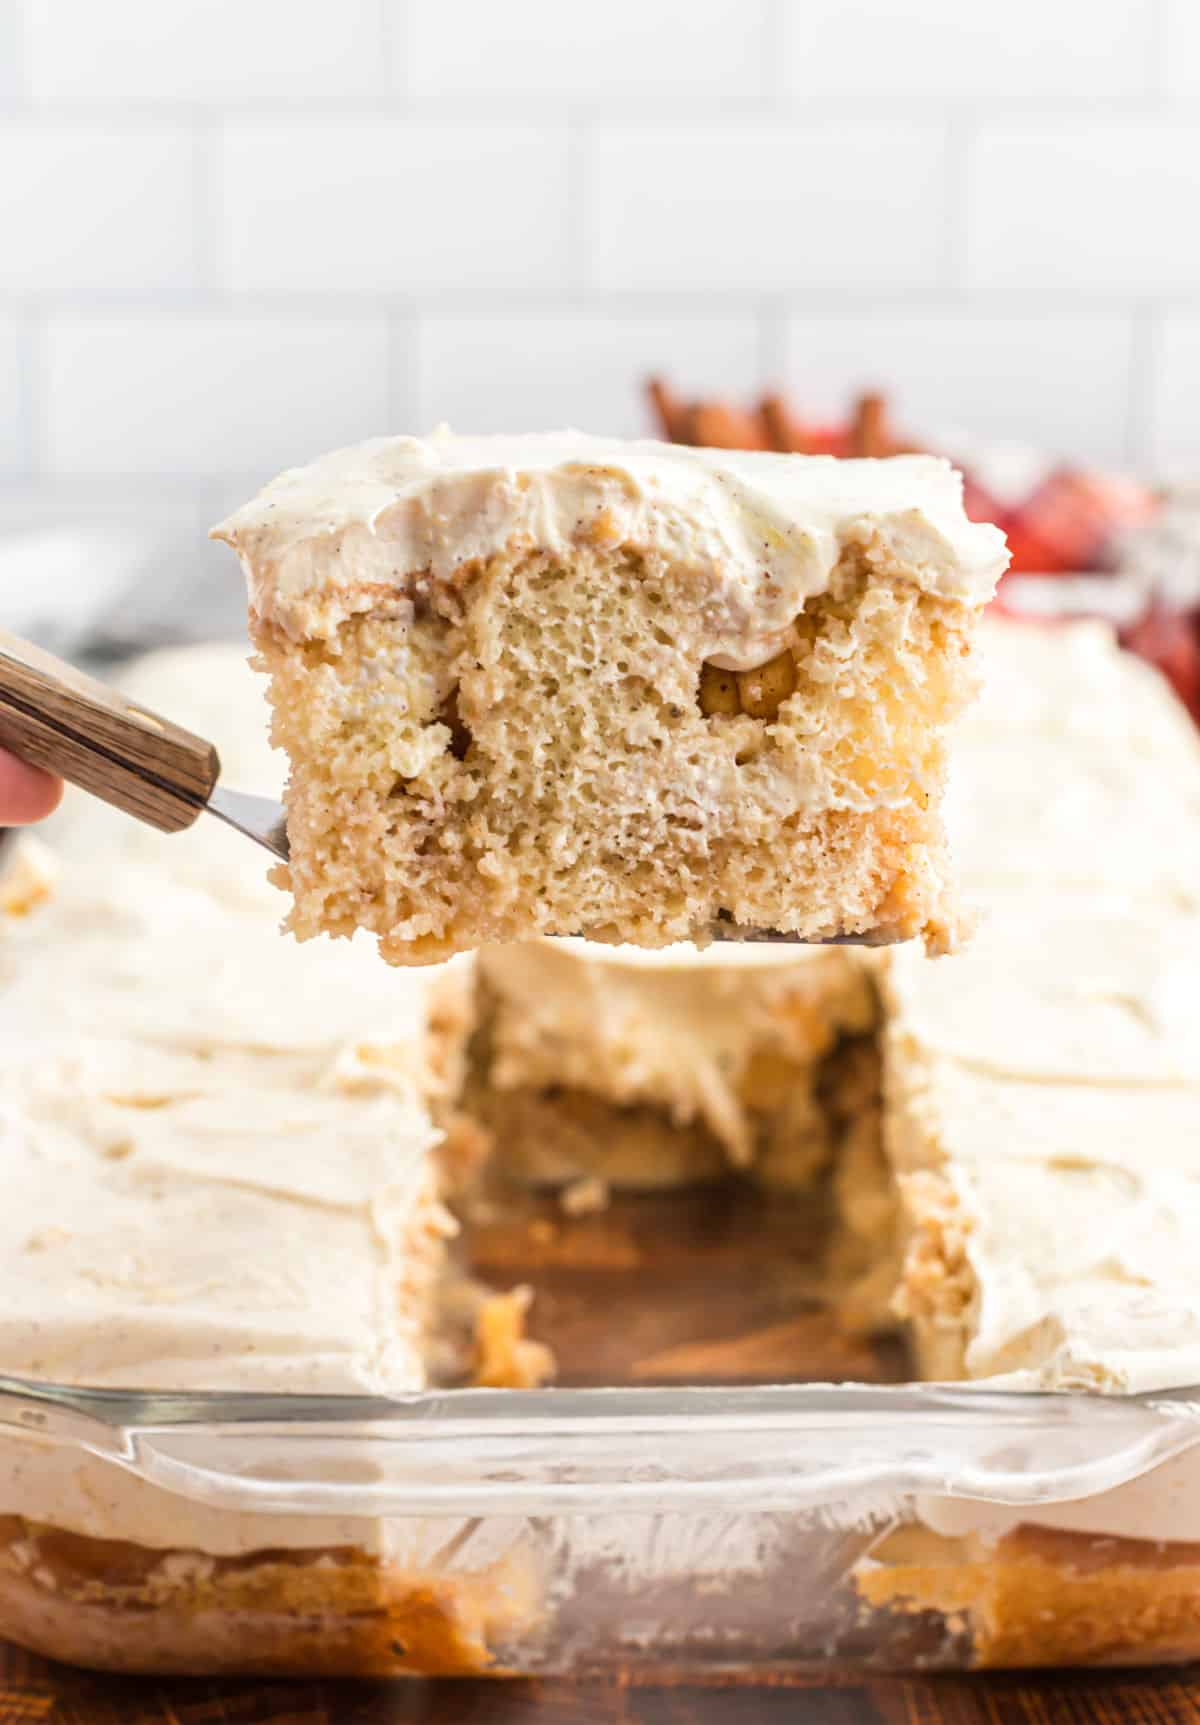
left=857, top=1523, right=1200, bottom=1668
left=0, top=1518, right=539, bottom=1677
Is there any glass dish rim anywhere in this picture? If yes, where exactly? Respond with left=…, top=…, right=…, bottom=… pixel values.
left=5, top=1372, right=1200, bottom=1522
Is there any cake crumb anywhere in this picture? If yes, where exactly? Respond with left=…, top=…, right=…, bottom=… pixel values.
left=560, top=1175, right=610, bottom=1217
left=470, top=1285, right=556, bottom=1389
left=0, top=836, right=59, bottom=917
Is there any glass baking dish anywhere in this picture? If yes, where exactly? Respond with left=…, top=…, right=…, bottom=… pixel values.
left=4, top=1373, right=1200, bottom=1677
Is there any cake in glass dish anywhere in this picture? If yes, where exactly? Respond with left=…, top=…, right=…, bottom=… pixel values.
left=213, top=430, right=1008, bottom=964
left=462, top=615, right=1200, bottom=1666
left=0, top=649, right=541, bottom=1678
left=7, top=617, right=1200, bottom=1675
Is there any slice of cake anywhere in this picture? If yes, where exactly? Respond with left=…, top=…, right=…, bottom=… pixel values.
left=213, top=431, right=1007, bottom=965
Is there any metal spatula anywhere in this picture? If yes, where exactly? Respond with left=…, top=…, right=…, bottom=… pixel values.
left=0, top=629, right=882, bottom=947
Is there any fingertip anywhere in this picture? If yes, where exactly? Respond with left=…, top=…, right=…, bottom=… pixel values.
left=0, top=751, right=64, bottom=824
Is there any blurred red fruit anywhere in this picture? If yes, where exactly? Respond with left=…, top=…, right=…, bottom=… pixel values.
left=1121, top=604, right=1200, bottom=722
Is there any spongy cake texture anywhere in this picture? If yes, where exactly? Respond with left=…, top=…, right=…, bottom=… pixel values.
left=215, top=433, right=1006, bottom=965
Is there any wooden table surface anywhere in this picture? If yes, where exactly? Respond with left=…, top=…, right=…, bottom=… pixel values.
left=6, top=1644, right=1200, bottom=1725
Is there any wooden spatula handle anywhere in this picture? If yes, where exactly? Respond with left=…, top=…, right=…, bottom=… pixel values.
left=0, top=630, right=220, bottom=833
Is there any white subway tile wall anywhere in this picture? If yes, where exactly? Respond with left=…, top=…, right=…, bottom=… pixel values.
left=417, top=314, right=762, bottom=436
left=0, top=0, right=1198, bottom=613
left=26, top=0, right=388, bottom=106
left=220, top=123, right=571, bottom=296
left=584, top=124, right=949, bottom=294
left=0, top=5, right=16, bottom=106
left=968, top=123, right=1200, bottom=297
left=43, top=315, right=394, bottom=475
left=0, top=317, right=20, bottom=471
left=781, top=0, right=1155, bottom=102
left=1166, top=0, right=1200, bottom=98
left=782, top=314, right=1137, bottom=465
left=0, top=125, right=197, bottom=297
left=404, top=0, right=764, bottom=105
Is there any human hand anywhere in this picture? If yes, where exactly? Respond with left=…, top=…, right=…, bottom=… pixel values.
left=0, top=750, right=63, bottom=824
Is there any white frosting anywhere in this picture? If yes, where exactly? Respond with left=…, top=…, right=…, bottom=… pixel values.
left=889, top=893, right=1200, bottom=1086
left=966, top=617, right=1200, bottom=761
left=945, top=736, right=1200, bottom=912
left=213, top=430, right=1007, bottom=657
left=0, top=646, right=449, bottom=1554
left=896, top=1060, right=1200, bottom=1391
left=890, top=617, right=1200, bottom=1400
left=944, top=621, right=1200, bottom=911
left=0, top=1040, right=433, bottom=1393
left=887, top=618, right=1200, bottom=1541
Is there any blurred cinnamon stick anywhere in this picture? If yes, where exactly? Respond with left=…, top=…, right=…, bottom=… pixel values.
left=850, top=391, right=888, bottom=457
left=687, top=400, right=769, bottom=450
left=646, top=376, right=688, bottom=443
left=648, top=375, right=914, bottom=459
left=759, top=392, right=804, bottom=453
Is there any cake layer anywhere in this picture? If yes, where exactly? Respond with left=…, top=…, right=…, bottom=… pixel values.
left=476, top=939, right=875, bottom=1175
left=0, top=647, right=457, bottom=1557
left=0, top=1517, right=537, bottom=1676
left=216, top=432, right=1007, bottom=961
left=858, top=1521, right=1200, bottom=1668
left=463, top=1079, right=730, bottom=1191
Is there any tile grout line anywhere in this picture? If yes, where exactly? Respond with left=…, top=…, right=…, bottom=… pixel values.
left=8, top=0, right=30, bottom=109
left=942, top=115, right=970, bottom=305
left=192, top=112, right=220, bottom=302
left=391, top=306, right=418, bottom=431
left=1147, top=0, right=1170, bottom=105
left=19, top=290, right=1200, bottom=317
left=760, top=0, right=786, bottom=114
left=382, top=0, right=407, bottom=109
left=566, top=114, right=587, bottom=304
left=1126, top=304, right=1158, bottom=474
left=18, top=306, right=42, bottom=480
left=758, top=297, right=786, bottom=390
